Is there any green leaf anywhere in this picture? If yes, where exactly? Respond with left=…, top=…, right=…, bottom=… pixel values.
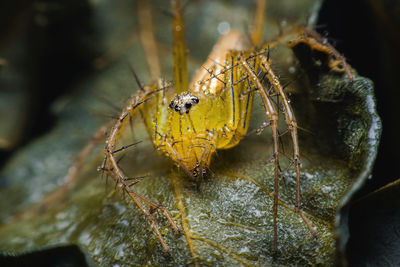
left=0, top=0, right=381, bottom=266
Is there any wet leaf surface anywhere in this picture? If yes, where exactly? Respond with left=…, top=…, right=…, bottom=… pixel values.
left=0, top=0, right=381, bottom=266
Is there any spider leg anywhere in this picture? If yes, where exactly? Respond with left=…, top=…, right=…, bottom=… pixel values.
left=242, top=52, right=317, bottom=251
left=138, top=0, right=161, bottom=80
left=250, top=0, right=268, bottom=47
left=241, top=59, right=281, bottom=251
left=258, top=53, right=316, bottom=237
left=171, top=0, right=188, bottom=93
left=287, top=27, right=354, bottom=82
left=103, top=87, right=179, bottom=253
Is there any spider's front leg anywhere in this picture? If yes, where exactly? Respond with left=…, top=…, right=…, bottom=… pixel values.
left=240, top=51, right=316, bottom=251
left=101, top=82, right=180, bottom=253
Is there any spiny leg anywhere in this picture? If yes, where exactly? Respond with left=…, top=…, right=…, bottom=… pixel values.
left=259, top=25, right=354, bottom=83
left=103, top=86, right=179, bottom=252
left=250, top=0, right=268, bottom=47
left=258, top=52, right=316, bottom=236
left=138, top=0, right=161, bottom=80
left=240, top=58, right=281, bottom=251
left=241, top=51, right=317, bottom=251
left=287, top=27, right=354, bottom=82
left=171, top=0, right=188, bottom=93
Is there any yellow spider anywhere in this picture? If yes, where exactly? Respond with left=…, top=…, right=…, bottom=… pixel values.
left=101, top=0, right=352, bottom=252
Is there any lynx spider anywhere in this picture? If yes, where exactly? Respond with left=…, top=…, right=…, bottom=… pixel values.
left=100, top=0, right=353, bottom=252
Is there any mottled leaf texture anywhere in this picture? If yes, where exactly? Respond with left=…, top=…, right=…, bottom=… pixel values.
left=0, top=0, right=380, bottom=266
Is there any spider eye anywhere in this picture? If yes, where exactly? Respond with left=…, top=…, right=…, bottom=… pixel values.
left=169, top=100, right=174, bottom=109
left=174, top=106, right=180, bottom=112
left=192, top=97, right=199, bottom=104
left=185, top=102, right=192, bottom=109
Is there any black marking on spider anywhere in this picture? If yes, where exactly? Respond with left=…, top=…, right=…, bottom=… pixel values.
left=169, top=92, right=200, bottom=115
